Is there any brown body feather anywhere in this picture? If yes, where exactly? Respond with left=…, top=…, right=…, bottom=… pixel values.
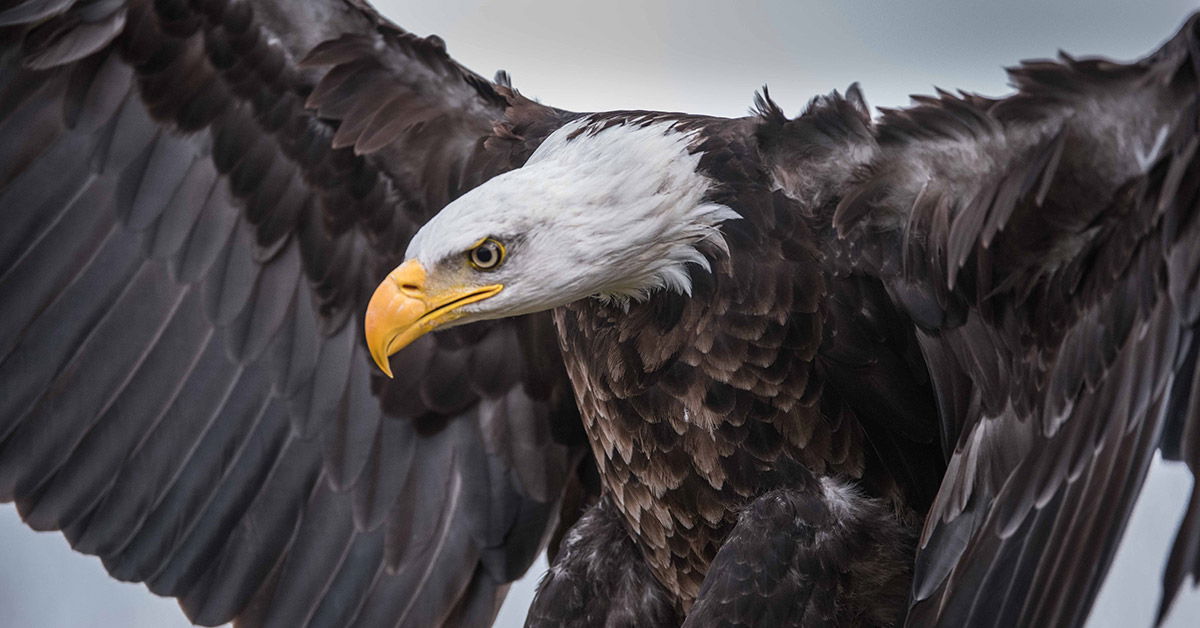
left=550, top=113, right=942, bottom=612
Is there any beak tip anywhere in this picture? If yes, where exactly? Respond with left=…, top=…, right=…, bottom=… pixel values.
left=369, top=349, right=395, bottom=378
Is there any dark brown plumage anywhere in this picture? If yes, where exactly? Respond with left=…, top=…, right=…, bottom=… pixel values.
left=0, top=1, right=585, bottom=625
left=542, top=112, right=941, bottom=613
left=1, top=1, right=1199, bottom=627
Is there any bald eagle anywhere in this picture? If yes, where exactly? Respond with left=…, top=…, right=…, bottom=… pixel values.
left=1, top=0, right=1199, bottom=626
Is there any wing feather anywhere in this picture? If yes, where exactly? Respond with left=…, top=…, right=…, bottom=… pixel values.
left=832, top=13, right=1200, bottom=625
left=0, top=1, right=587, bottom=626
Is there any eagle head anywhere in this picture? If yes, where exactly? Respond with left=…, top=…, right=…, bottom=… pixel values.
left=365, top=118, right=739, bottom=377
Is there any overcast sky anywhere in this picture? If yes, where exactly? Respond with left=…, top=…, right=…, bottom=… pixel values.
left=2, top=1, right=1199, bottom=627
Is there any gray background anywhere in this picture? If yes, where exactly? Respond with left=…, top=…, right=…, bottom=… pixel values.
left=1, top=1, right=1198, bottom=626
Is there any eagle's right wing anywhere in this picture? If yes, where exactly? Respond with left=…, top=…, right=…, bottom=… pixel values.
left=0, top=1, right=589, bottom=625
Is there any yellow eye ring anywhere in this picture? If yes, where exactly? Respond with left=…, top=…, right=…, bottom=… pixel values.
left=468, top=238, right=505, bottom=270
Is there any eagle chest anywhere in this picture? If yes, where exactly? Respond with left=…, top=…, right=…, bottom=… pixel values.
left=551, top=288, right=839, bottom=604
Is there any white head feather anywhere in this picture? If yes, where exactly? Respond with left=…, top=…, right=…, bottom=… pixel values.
left=405, top=117, right=741, bottom=320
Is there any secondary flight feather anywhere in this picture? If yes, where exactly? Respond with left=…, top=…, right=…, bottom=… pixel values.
left=1, top=1, right=1198, bottom=626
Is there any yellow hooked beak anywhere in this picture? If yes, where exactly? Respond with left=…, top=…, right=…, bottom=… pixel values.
left=364, top=259, right=503, bottom=377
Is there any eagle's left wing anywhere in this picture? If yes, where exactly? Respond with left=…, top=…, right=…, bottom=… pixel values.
left=832, top=12, right=1200, bottom=626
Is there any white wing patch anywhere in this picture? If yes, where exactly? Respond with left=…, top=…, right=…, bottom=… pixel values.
left=1134, top=125, right=1170, bottom=172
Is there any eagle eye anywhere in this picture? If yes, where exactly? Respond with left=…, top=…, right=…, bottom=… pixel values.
left=468, top=238, right=505, bottom=270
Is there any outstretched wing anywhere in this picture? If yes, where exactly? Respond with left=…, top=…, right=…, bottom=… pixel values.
left=834, top=12, right=1200, bottom=626
left=0, top=0, right=587, bottom=626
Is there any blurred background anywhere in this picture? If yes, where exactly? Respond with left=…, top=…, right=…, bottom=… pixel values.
left=1, top=1, right=1198, bottom=626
